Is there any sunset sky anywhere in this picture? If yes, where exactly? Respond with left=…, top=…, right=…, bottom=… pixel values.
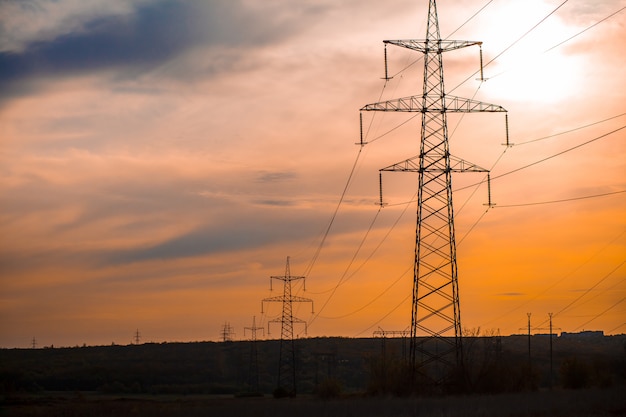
left=1, top=0, right=625, bottom=348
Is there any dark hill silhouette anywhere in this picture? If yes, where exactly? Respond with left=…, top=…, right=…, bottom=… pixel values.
left=1, top=335, right=624, bottom=396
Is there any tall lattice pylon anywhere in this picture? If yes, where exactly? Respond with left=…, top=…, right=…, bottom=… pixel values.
left=361, top=0, right=507, bottom=392
left=262, top=256, right=313, bottom=397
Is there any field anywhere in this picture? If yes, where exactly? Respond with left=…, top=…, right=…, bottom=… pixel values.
left=2, top=335, right=625, bottom=416
left=3, top=387, right=626, bottom=417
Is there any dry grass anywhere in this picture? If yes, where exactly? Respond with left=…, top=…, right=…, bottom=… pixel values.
left=3, top=386, right=625, bottom=417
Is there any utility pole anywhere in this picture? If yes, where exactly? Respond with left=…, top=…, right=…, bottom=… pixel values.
left=520, top=313, right=560, bottom=389
left=527, top=313, right=532, bottom=369
left=518, top=313, right=534, bottom=389
left=549, top=313, right=554, bottom=390
left=535, top=313, right=559, bottom=390
left=262, top=256, right=314, bottom=397
left=361, top=0, right=508, bottom=393
left=244, top=316, right=264, bottom=394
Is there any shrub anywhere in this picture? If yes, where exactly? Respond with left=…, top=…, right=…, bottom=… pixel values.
left=273, top=386, right=291, bottom=398
left=560, top=356, right=590, bottom=389
left=316, top=378, right=342, bottom=398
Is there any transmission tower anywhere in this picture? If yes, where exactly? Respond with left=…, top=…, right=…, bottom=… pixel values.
left=244, top=316, right=264, bottom=393
left=220, top=322, right=235, bottom=342
left=373, top=328, right=409, bottom=361
left=262, top=256, right=313, bottom=397
left=361, top=0, right=507, bottom=392
left=134, top=328, right=141, bottom=345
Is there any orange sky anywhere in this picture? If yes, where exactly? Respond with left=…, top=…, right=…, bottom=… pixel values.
left=1, top=0, right=625, bottom=348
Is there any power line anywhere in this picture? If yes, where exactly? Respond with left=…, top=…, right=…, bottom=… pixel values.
left=489, top=125, right=626, bottom=183
left=309, top=189, right=415, bottom=319
left=479, top=230, right=625, bottom=330
left=344, top=184, right=498, bottom=338
left=513, top=112, right=626, bottom=146
left=545, top=6, right=625, bottom=54
left=356, top=123, right=623, bottom=327
left=354, top=292, right=411, bottom=337
left=572, top=297, right=625, bottom=332
left=380, top=111, right=625, bottom=208
left=367, top=0, right=495, bottom=138
left=552, top=260, right=625, bottom=320
left=496, top=190, right=626, bottom=208
left=310, top=195, right=416, bottom=320
left=446, top=0, right=495, bottom=39
left=301, top=2, right=625, bottom=339
left=308, top=190, right=415, bottom=296
left=608, top=323, right=626, bottom=334
left=486, top=0, right=568, bottom=61
left=457, top=207, right=490, bottom=246
left=449, top=0, right=570, bottom=94
left=308, top=207, right=381, bottom=325
left=366, top=112, right=420, bottom=144
left=313, top=80, right=482, bottom=325
left=346, top=123, right=623, bottom=338
left=566, top=276, right=626, bottom=313
left=386, top=0, right=496, bottom=79
left=388, top=121, right=622, bottom=206
left=332, top=198, right=492, bottom=325
left=320, top=263, right=412, bottom=320
left=488, top=6, right=626, bottom=82
left=379, top=2, right=622, bottom=150
left=302, top=148, right=363, bottom=278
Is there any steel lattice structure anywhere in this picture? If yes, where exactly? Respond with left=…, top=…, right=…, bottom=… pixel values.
left=262, top=257, right=313, bottom=397
left=361, top=0, right=507, bottom=392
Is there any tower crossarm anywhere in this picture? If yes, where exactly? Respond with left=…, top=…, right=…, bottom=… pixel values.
left=267, top=316, right=309, bottom=334
left=380, top=154, right=489, bottom=173
left=270, top=275, right=306, bottom=281
left=446, top=95, right=506, bottom=113
left=262, top=295, right=313, bottom=304
left=361, top=95, right=422, bottom=112
left=384, top=39, right=482, bottom=53
left=268, top=316, right=308, bottom=325
left=361, top=94, right=506, bottom=113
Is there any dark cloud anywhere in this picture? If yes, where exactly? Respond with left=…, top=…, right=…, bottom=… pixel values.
left=105, top=218, right=313, bottom=265
left=0, top=0, right=302, bottom=95
left=253, top=199, right=295, bottom=207
left=255, top=171, right=298, bottom=182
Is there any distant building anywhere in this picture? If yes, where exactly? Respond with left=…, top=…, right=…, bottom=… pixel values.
left=560, top=330, right=604, bottom=339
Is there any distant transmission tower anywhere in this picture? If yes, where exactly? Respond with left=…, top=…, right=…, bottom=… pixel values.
left=134, top=328, right=141, bottom=345
left=361, top=0, right=507, bottom=392
left=262, top=256, right=314, bottom=397
left=220, top=322, right=235, bottom=342
left=244, top=316, right=264, bottom=393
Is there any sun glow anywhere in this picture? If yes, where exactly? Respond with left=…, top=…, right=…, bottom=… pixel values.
left=481, top=51, right=584, bottom=104
left=465, top=0, right=588, bottom=104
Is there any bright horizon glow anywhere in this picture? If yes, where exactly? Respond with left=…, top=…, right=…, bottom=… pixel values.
left=0, top=0, right=624, bottom=348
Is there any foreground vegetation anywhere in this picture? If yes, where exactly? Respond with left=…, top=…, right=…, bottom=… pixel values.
left=1, top=334, right=625, bottom=415
left=3, top=386, right=625, bottom=417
